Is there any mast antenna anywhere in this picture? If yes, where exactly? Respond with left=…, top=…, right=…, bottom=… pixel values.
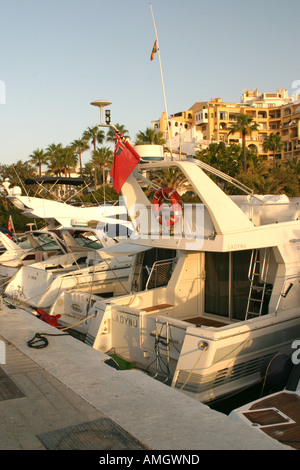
left=149, top=3, right=173, bottom=159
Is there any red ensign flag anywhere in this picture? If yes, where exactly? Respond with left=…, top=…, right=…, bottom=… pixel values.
left=110, top=133, right=140, bottom=194
left=7, top=215, right=13, bottom=238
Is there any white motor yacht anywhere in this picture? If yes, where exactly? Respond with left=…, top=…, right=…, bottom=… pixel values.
left=3, top=222, right=134, bottom=310
left=2, top=176, right=128, bottom=230
left=0, top=229, right=69, bottom=279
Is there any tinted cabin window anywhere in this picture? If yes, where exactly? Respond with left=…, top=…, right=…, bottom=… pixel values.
left=205, top=251, right=251, bottom=320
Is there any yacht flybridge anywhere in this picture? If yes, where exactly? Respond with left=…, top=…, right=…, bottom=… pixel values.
left=82, top=158, right=300, bottom=405
left=2, top=176, right=128, bottom=230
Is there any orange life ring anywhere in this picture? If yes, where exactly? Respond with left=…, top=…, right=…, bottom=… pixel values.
left=152, top=187, right=183, bottom=227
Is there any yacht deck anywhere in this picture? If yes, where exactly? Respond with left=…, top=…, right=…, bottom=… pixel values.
left=241, top=392, right=300, bottom=450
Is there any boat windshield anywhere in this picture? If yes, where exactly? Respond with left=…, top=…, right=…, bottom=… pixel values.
left=73, top=231, right=104, bottom=250
left=14, top=235, right=32, bottom=250
left=29, top=233, right=62, bottom=252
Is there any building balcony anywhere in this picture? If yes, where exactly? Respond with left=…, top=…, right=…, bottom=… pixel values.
left=268, top=111, right=281, bottom=119
left=195, top=118, right=208, bottom=126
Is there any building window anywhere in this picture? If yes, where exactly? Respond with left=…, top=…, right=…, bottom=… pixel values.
left=219, top=112, right=227, bottom=120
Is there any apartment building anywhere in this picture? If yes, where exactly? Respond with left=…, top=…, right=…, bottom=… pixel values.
left=152, top=88, right=300, bottom=161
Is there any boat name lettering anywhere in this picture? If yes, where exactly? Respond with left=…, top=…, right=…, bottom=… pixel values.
left=114, top=313, right=138, bottom=328
left=30, top=276, right=37, bottom=280
left=228, top=243, right=246, bottom=250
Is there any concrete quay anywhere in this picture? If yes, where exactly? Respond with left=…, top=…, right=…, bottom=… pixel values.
left=0, top=303, right=290, bottom=450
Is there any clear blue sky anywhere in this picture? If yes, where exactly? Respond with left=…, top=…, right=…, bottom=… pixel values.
left=0, top=0, right=300, bottom=166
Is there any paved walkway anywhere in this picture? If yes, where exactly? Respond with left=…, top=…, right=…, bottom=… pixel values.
left=0, top=340, right=111, bottom=449
left=0, top=303, right=290, bottom=450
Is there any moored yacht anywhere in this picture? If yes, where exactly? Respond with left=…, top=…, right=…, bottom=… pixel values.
left=0, top=228, right=69, bottom=279
left=3, top=223, right=134, bottom=310
left=2, top=176, right=129, bottom=230
left=48, top=243, right=174, bottom=335
left=83, top=157, right=300, bottom=405
left=229, top=359, right=300, bottom=450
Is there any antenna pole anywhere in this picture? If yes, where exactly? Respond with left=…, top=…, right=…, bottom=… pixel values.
left=149, top=3, right=173, bottom=159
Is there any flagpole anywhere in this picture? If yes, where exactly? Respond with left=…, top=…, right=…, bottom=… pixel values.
left=149, top=3, right=173, bottom=160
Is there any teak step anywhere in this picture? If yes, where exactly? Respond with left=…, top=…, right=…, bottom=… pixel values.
left=141, top=304, right=173, bottom=313
left=186, top=317, right=226, bottom=327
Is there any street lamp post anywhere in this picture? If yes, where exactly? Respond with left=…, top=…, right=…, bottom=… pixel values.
left=90, top=100, right=112, bottom=126
left=90, top=100, right=112, bottom=205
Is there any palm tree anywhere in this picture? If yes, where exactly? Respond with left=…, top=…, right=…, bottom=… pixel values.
left=146, top=167, right=192, bottom=198
left=91, top=147, right=113, bottom=203
left=263, top=133, right=283, bottom=161
left=29, top=148, right=49, bottom=176
left=61, top=146, right=78, bottom=177
left=237, top=159, right=273, bottom=194
left=287, top=157, right=300, bottom=176
left=46, top=143, right=64, bottom=176
left=46, top=143, right=77, bottom=177
left=82, top=161, right=95, bottom=192
left=71, top=138, right=90, bottom=177
left=135, top=127, right=166, bottom=145
left=228, top=114, right=260, bottom=173
left=106, top=123, right=130, bottom=144
left=82, top=126, right=105, bottom=189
